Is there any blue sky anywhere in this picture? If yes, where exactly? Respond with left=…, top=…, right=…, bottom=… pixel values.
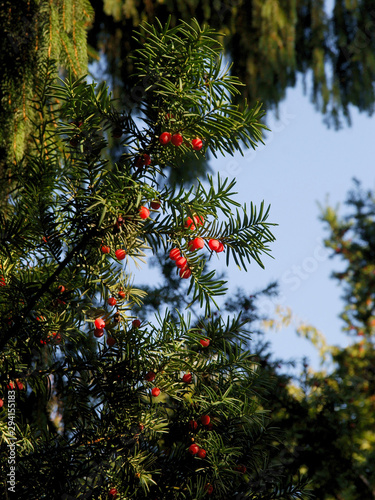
left=206, top=80, right=375, bottom=370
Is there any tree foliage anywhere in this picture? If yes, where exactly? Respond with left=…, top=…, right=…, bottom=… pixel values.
left=88, top=0, right=375, bottom=129
left=0, top=18, right=314, bottom=500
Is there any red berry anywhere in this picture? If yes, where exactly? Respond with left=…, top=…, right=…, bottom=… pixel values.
left=201, top=415, right=210, bottom=426
left=182, top=373, right=192, bottom=383
left=118, top=290, right=126, bottom=299
left=145, top=371, right=156, bottom=382
left=205, top=483, right=213, bottom=495
left=58, top=285, right=66, bottom=293
left=184, top=217, right=196, bottom=230
left=150, top=200, right=161, bottom=210
left=189, top=420, right=198, bottom=431
left=151, top=387, right=161, bottom=397
left=16, top=380, right=24, bottom=391
left=197, top=448, right=206, bottom=459
left=132, top=319, right=141, bottom=328
left=188, top=237, right=204, bottom=251
left=236, top=465, right=247, bottom=474
left=180, top=267, right=191, bottom=279
left=94, top=328, right=104, bottom=338
left=169, top=248, right=181, bottom=260
left=115, top=249, right=126, bottom=260
left=217, top=242, right=224, bottom=253
left=143, top=153, right=151, bottom=165
left=189, top=444, right=199, bottom=455
left=52, top=332, right=61, bottom=344
left=107, top=337, right=116, bottom=347
left=95, top=318, right=105, bottom=329
left=139, top=206, right=150, bottom=219
left=176, top=256, right=187, bottom=269
left=0, top=398, right=3, bottom=408
left=208, top=239, right=220, bottom=252
left=108, top=297, right=117, bottom=306
left=171, top=133, right=183, bottom=146
left=101, top=245, right=111, bottom=254
left=200, top=339, right=210, bottom=348
left=192, top=137, right=203, bottom=151
left=159, top=132, right=172, bottom=145
left=108, top=488, right=118, bottom=499
left=7, top=382, right=15, bottom=390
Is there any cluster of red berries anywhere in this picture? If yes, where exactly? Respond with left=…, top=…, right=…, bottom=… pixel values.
left=7, top=380, right=24, bottom=391
left=188, top=443, right=207, bottom=458
left=169, top=248, right=191, bottom=279
left=144, top=371, right=160, bottom=397
left=159, top=132, right=203, bottom=151
left=40, top=332, right=62, bottom=345
left=94, top=317, right=106, bottom=338
left=189, top=414, right=213, bottom=432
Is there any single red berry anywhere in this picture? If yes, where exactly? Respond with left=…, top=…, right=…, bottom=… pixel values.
left=169, top=248, right=181, bottom=260
left=236, top=465, right=247, bottom=474
left=58, top=285, right=66, bottom=293
left=217, top=242, right=224, bottom=253
left=189, top=444, right=199, bottom=455
left=143, top=153, right=151, bottom=165
left=201, top=415, right=210, bottom=426
left=151, top=387, right=161, bottom=397
left=101, top=245, right=111, bottom=254
left=138, top=423, right=145, bottom=431
left=192, top=137, right=203, bottom=151
left=132, top=319, right=141, bottom=328
left=189, top=420, right=198, bottom=431
left=200, top=338, right=210, bottom=348
left=180, top=267, right=191, bottom=279
left=108, top=487, right=118, bottom=499
left=115, top=249, right=126, bottom=260
left=94, top=328, right=104, bottom=338
left=197, top=448, right=206, bottom=459
left=150, top=200, right=161, bottom=210
left=7, top=382, right=15, bottom=390
left=145, top=371, right=156, bottom=382
left=16, top=380, right=24, bottom=391
left=208, top=239, right=220, bottom=252
left=159, top=132, right=172, bottom=145
left=206, top=422, right=214, bottom=431
left=188, top=237, right=204, bottom=251
left=118, top=290, right=126, bottom=299
left=52, top=332, right=62, bottom=344
left=0, top=398, right=3, bottom=408
left=176, top=256, right=187, bottom=269
left=205, top=483, right=213, bottom=495
left=184, top=217, right=196, bottom=230
left=171, top=133, right=183, bottom=146
left=182, top=373, right=192, bottom=383
left=139, top=206, right=150, bottom=219
left=107, top=337, right=116, bottom=347
left=108, top=297, right=117, bottom=306
left=95, top=318, right=106, bottom=329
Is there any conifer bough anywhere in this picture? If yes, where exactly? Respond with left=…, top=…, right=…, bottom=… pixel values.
left=0, top=17, right=311, bottom=500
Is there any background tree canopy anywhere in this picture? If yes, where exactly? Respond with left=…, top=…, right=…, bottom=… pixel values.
left=87, top=0, right=375, bottom=129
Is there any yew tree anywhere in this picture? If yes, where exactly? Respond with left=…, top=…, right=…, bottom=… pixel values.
left=0, top=18, right=313, bottom=500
